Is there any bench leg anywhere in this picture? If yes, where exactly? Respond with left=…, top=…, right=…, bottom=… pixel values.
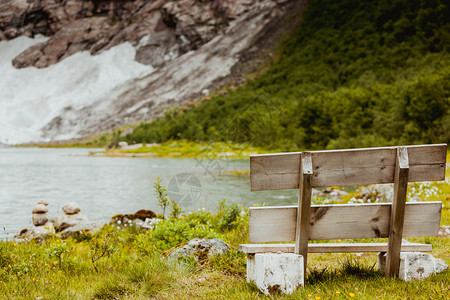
left=246, top=254, right=256, bottom=283
left=248, top=253, right=304, bottom=295
left=386, top=147, right=409, bottom=277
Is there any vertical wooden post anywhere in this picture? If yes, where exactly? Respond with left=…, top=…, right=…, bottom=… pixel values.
left=386, top=147, right=409, bottom=278
left=295, top=152, right=313, bottom=276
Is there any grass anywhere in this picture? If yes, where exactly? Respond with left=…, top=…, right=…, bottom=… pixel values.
left=92, top=140, right=273, bottom=159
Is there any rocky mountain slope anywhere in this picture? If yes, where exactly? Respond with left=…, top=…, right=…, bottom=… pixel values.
left=0, top=0, right=304, bottom=143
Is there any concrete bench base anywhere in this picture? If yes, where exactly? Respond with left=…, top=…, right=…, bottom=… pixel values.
left=247, top=253, right=304, bottom=295
left=377, top=252, right=448, bottom=281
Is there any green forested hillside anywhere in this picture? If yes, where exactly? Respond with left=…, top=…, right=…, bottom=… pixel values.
left=124, top=0, right=450, bottom=151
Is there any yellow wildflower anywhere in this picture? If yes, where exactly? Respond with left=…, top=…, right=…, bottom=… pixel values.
left=349, top=292, right=355, bottom=297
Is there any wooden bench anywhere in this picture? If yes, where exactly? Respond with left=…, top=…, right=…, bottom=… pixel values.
left=239, top=144, right=447, bottom=282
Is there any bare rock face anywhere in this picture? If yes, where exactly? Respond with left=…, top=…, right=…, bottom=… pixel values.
left=3, top=0, right=279, bottom=69
left=13, top=17, right=115, bottom=68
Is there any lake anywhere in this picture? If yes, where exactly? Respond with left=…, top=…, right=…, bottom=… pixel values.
left=0, top=147, right=297, bottom=240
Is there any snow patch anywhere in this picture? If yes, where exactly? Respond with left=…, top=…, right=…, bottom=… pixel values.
left=0, top=36, right=153, bottom=144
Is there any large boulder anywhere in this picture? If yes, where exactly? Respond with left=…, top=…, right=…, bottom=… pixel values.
left=15, top=222, right=55, bottom=242
left=111, top=209, right=157, bottom=226
left=56, top=213, right=89, bottom=231
left=34, top=222, right=55, bottom=236
left=60, top=222, right=97, bottom=239
left=168, top=238, right=230, bottom=262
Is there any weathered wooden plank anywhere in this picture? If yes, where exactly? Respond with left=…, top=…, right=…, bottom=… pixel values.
left=248, top=202, right=442, bottom=243
left=386, top=147, right=409, bottom=278
left=250, top=144, right=447, bottom=191
left=239, top=242, right=432, bottom=254
left=295, top=152, right=313, bottom=275
left=250, top=152, right=300, bottom=191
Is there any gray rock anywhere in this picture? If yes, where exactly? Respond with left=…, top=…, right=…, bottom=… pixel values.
left=62, top=202, right=81, bottom=215
left=349, top=184, right=394, bottom=203
left=34, top=222, right=55, bottom=236
left=378, top=252, right=448, bottom=281
left=32, top=213, right=49, bottom=226
left=60, top=222, right=97, bottom=239
left=410, top=195, right=422, bottom=202
left=132, top=218, right=144, bottom=228
left=439, top=225, right=450, bottom=237
left=118, top=141, right=128, bottom=148
left=15, top=222, right=55, bottom=241
left=168, top=238, right=230, bottom=261
left=37, top=200, right=49, bottom=206
left=56, top=213, right=88, bottom=231
left=32, top=204, right=48, bottom=214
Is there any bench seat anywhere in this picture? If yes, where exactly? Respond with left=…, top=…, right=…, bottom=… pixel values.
left=239, top=242, right=432, bottom=254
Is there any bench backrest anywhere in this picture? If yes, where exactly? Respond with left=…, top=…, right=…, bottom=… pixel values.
left=250, top=144, right=446, bottom=190
left=248, top=144, right=447, bottom=277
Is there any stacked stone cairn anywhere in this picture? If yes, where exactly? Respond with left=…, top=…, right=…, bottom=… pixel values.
left=32, top=200, right=55, bottom=236
left=56, top=202, right=95, bottom=238
left=19, top=200, right=55, bottom=240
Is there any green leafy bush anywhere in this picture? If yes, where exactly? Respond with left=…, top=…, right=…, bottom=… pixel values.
left=144, top=218, right=217, bottom=252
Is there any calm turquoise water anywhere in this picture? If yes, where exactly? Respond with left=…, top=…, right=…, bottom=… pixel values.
left=0, top=148, right=297, bottom=240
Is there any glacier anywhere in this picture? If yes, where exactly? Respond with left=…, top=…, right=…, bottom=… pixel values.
left=0, top=36, right=153, bottom=144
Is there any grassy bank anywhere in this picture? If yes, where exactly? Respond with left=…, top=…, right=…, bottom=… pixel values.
left=91, top=140, right=270, bottom=159
left=1, top=170, right=449, bottom=299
